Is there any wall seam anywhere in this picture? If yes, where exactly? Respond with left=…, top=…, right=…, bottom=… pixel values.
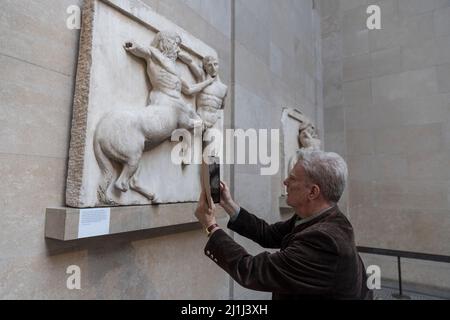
left=228, top=0, right=236, bottom=301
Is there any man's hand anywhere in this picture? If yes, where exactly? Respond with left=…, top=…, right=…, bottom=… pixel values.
left=219, top=181, right=240, bottom=219
left=219, top=181, right=232, bottom=206
left=195, top=190, right=217, bottom=229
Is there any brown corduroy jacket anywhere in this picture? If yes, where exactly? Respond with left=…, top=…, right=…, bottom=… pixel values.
left=204, top=206, right=372, bottom=300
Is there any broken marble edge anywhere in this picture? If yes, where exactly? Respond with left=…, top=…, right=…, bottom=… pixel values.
left=66, top=0, right=95, bottom=207
left=65, top=0, right=219, bottom=207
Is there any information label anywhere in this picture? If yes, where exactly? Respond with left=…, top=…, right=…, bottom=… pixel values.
left=78, top=208, right=111, bottom=238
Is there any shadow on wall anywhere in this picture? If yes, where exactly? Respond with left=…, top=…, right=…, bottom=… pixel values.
left=45, top=222, right=200, bottom=255
left=44, top=222, right=201, bottom=299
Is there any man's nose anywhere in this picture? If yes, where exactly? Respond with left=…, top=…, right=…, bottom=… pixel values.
left=283, top=179, right=288, bottom=186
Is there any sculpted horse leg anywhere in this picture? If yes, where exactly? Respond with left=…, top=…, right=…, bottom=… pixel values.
left=130, top=165, right=155, bottom=201
left=114, top=163, right=138, bottom=192
left=96, top=102, right=202, bottom=204
left=114, top=152, right=141, bottom=193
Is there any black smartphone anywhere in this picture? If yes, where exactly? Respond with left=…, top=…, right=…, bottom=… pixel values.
left=209, top=157, right=220, bottom=204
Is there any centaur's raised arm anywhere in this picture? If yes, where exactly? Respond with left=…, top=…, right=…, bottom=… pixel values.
left=178, top=51, right=205, bottom=81
left=123, top=42, right=151, bottom=59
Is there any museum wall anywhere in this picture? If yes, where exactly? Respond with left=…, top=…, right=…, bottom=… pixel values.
left=232, top=0, right=323, bottom=299
left=319, top=0, right=450, bottom=294
left=0, top=0, right=324, bottom=299
left=0, top=0, right=233, bottom=299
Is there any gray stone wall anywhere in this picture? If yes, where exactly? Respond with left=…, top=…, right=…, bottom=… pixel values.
left=0, top=0, right=323, bottom=299
left=0, top=0, right=232, bottom=299
left=232, top=0, right=323, bottom=299
left=319, top=0, right=450, bottom=293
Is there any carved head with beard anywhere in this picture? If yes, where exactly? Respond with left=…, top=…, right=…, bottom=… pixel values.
left=151, top=31, right=182, bottom=61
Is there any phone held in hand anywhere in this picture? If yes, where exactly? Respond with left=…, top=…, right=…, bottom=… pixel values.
left=209, top=157, right=220, bottom=204
left=201, top=156, right=220, bottom=207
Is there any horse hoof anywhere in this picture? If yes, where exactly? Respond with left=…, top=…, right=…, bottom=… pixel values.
left=114, top=181, right=129, bottom=192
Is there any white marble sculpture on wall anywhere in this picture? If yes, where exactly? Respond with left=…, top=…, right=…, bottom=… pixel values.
left=65, top=0, right=225, bottom=208
left=280, top=108, right=321, bottom=203
left=178, top=52, right=228, bottom=158
left=298, top=118, right=321, bottom=150
left=178, top=53, right=228, bottom=130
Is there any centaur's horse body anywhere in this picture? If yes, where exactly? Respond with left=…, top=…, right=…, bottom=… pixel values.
left=94, top=103, right=201, bottom=204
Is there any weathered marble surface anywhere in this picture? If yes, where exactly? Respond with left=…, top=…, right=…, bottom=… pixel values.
left=280, top=108, right=321, bottom=195
left=66, top=0, right=224, bottom=207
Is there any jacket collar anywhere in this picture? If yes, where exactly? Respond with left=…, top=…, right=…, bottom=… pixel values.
left=291, top=205, right=339, bottom=233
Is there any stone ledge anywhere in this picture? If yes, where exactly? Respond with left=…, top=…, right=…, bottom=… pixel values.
left=45, top=203, right=226, bottom=241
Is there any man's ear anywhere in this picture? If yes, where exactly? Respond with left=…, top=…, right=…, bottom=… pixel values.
left=309, top=185, right=321, bottom=200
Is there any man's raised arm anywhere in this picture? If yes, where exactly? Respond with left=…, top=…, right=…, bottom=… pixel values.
left=220, top=182, right=295, bottom=249
left=228, top=208, right=296, bottom=249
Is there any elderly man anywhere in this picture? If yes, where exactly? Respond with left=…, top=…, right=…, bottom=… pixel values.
left=195, top=149, right=372, bottom=300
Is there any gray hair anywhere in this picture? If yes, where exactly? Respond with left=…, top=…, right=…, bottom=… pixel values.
left=293, top=149, right=348, bottom=203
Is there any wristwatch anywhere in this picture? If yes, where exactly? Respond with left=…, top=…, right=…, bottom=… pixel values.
left=206, top=223, right=220, bottom=236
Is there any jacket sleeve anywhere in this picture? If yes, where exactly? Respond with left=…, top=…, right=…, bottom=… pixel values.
left=227, top=208, right=296, bottom=249
left=204, top=228, right=339, bottom=295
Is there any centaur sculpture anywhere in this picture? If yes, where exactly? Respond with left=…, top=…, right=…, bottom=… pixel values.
left=94, top=31, right=216, bottom=204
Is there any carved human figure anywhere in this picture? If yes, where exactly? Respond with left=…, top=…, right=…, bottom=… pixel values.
left=94, top=31, right=212, bottom=205
left=178, top=53, right=228, bottom=157
left=178, top=53, right=228, bottom=129
left=124, top=31, right=215, bottom=109
left=298, top=123, right=321, bottom=150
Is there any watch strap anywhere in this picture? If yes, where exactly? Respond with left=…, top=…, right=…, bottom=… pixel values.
left=206, top=223, right=220, bottom=236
